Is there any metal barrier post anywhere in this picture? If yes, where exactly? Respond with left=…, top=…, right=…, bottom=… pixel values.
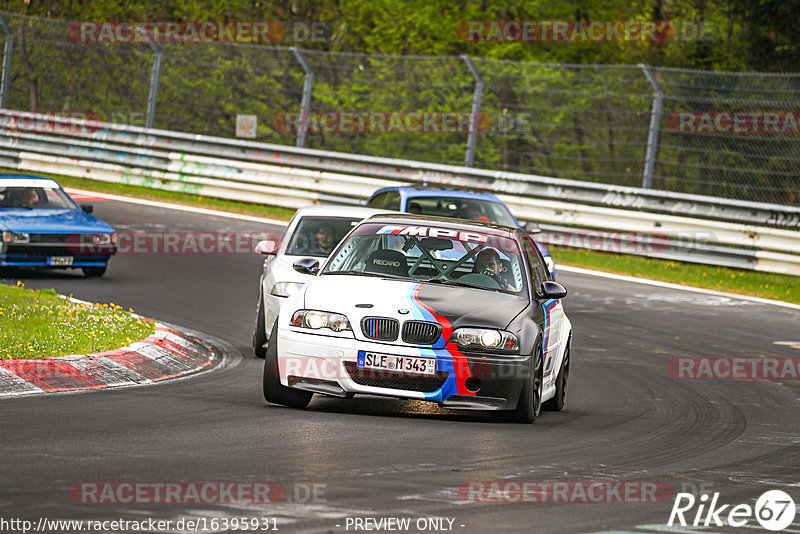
left=640, top=64, right=663, bottom=189
left=291, top=47, right=314, bottom=148
left=140, top=27, right=162, bottom=129
left=0, top=14, right=14, bottom=109
left=462, top=55, right=484, bottom=168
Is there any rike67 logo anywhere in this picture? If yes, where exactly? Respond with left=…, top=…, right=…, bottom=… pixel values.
left=669, top=490, right=796, bottom=531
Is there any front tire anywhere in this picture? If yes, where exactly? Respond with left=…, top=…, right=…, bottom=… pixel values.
left=508, top=340, right=543, bottom=424
left=253, top=294, right=267, bottom=359
left=82, top=266, right=107, bottom=277
left=263, top=323, right=313, bottom=409
left=543, top=336, right=570, bottom=412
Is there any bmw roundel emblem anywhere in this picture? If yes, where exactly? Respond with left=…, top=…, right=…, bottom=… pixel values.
left=398, top=308, right=409, bottom=315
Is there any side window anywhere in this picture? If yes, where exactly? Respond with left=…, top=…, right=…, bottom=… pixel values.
left=384, top=192, right=401, bottom=211
left=367, top=192, right=388, bottom=208
left=523, top=236, right=548, bottom=290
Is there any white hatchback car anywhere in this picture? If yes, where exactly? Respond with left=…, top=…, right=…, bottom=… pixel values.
left=253, top=205, right=388, bottom=357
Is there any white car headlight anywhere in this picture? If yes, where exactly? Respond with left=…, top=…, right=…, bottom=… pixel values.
left=291, top=309, right=352, bottom=332
left=451, top=328, right=518, bottom=352
left=270, top=281, right=304, bottom=298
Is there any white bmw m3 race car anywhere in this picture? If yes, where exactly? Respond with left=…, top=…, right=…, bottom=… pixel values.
left=263, top=213, right=572, bottom=423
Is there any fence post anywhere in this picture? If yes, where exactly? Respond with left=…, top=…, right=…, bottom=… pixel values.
left=462, top=55, right=484, bottom=167
left=639, top=63, right=663, bottom=189
left=140, top=27, right=162, bottom=129
left=0, top=14, right=14, bottom=110
left=291, top=47, right=314, bottom=148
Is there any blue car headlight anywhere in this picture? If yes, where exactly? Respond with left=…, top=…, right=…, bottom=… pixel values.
left=2, top=231, right=29, bottom=244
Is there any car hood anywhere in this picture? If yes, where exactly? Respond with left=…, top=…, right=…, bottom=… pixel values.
left=0, top=209, right=114, bottom=233
left=302, top=275, right=529, bottom=340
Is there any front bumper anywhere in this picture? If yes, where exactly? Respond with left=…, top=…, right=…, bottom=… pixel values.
left=1, top=240, right=114, bottom=268
left=278, top=327, right=530, bottom=410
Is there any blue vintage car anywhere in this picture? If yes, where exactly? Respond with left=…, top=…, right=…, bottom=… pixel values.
left=0, top=174, right=116, bottom=277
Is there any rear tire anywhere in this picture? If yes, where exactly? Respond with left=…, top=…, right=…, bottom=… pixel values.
left=263, top=323, right=312, bottom=409
left=543, top=336, right=570, bottom=412
left=508, top=340, right=543, bottom=424
left=82, top=266, right=107, bottom=277
left=253, top=294, right=267, bottom=359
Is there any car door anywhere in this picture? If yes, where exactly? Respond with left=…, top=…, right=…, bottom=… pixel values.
left=523, top=236, right=566, bottom=385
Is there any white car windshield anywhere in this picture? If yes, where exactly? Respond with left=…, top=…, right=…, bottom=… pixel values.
left=323, top=222, right=526, bottom=294
left=285, top=216, right=363, bottom=258
left=0, top=185, right=78, bottom=210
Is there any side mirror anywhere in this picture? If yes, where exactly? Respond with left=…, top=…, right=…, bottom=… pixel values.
left=536, top=280, right=567, bottom=300
left=80, top=203, right=93, bottom=214
left=293, top=258, right=320, bottom=276
left=254, top=240, right=277, bottom=255
left=523, top=221, right=541, bottom=234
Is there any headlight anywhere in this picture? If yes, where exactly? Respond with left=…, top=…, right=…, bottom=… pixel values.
left=270, top=281, right=304, bottom=298
left=544, top=255, right=555, bottom=275
left=290, top=309, right=352, bottom=332
left=2, top=231, right=29, bottom=244
left=451, top=328, right=519, bottom=352
left=92, top=234, right=112, bottom=246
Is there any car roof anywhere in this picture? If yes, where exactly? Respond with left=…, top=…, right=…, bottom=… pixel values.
left=293, top=205, right=391, bottom=218
left=0, top=174, right=61, bottom=188
left=373, top=186, right=502, bottom=202
left=361, top=213, right=520, bottom=237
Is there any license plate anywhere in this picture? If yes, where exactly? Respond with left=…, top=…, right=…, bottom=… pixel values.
left=48, top=256, right=73, bottom=266
left=357, top=351, right=436, bottom=376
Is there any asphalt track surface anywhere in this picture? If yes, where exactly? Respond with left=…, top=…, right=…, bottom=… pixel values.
left=1, top=198, right=799, bottom=534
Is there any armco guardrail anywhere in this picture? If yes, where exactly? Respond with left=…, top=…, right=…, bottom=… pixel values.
left=0, top=110, right=799, bottom=275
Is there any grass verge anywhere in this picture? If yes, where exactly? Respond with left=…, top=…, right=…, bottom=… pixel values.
left=0, top=281, right=155, bottom=359
left=1, top=170, right=796, bottom=305
left=553, top=249, right=800, bottom=304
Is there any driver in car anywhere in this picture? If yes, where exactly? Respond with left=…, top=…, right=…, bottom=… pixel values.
left=312, top=224, right=337, bottom=255
left=472, top=248, right=516, bottom=291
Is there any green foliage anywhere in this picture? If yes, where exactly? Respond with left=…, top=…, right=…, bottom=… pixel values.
left=0, top=2, right=797, bottom=204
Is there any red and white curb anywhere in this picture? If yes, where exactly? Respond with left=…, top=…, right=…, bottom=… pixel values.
left=0, top=322, right=219, bottom=397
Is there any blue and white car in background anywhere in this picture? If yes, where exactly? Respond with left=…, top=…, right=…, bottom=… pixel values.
left=252, top=205, right=389, bottom=358
left=366, top=186, right=556, bottom=278
left=0, top=174, right=116, bottom=277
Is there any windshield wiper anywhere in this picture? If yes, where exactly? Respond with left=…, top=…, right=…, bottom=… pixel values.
left=325, top=270, right=408, bottom=280
left=423, top=277, right=505, bottom=293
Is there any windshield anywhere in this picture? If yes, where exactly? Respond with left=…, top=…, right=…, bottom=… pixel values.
left=323, top=222, right=526, bottom=294
left=0, top=185, right=78, bottom=210
left=406, top=196, right=518, bottom=227
left=285, top=216, right=363, bottom=258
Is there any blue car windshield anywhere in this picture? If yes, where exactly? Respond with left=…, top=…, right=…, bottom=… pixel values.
left=0, top=185, right=77, bottom=210
left=406, top=196, right=517, bottom=227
